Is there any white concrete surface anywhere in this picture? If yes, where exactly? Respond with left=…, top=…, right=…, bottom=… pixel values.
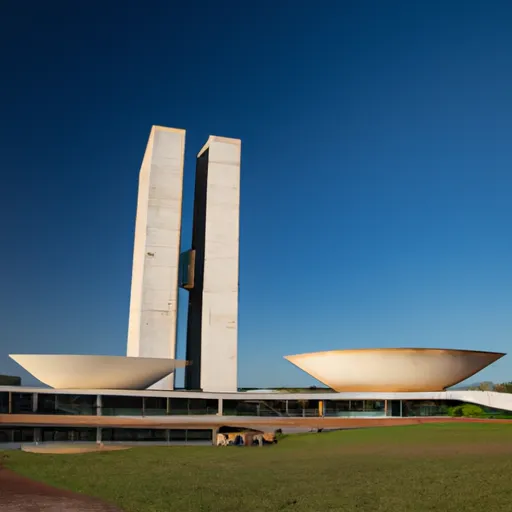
left=127, top=126, right=186, bottom=390
left=285, top=348, right=505, bottom=392
left=201, top=137, right=240, bottom=392
left=9, top=355, right=187, bottom=390
left=185, top=136, right=241, bottom=392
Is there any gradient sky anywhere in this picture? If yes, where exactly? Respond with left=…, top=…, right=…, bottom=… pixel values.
left=1, top=1, right=511, bottom=388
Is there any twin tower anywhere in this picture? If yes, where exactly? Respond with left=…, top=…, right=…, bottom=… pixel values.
left=126, top=126, right=241, bottom=392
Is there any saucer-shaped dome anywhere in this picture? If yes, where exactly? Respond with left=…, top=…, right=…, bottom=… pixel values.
left=284, top=348, right=505, bottom=392
left=9, top=354, right=187, bottom=390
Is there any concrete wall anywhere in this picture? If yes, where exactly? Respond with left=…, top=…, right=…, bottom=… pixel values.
left=185, top=136, right=240, bottom=392
left=127, top=126, right=186, bottom=390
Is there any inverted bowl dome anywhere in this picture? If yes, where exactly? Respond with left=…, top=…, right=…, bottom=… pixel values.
left=9, top=354, right=187, bottom=390
left=284, top=348, right=505, bottom=392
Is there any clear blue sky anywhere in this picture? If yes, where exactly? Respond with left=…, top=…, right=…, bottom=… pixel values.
left=1, top=1, right=511, bottom=387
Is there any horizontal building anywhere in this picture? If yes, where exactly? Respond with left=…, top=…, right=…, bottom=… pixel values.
left=1, top=386, right=511, bottom=447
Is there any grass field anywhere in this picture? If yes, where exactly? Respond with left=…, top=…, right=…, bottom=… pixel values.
left=3, top=423, right=512, bottom=512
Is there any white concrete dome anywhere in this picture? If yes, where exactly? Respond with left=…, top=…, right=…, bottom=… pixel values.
left=9, top=354, right=187, bottom=390
left=284, top=348, right=505, bottom=392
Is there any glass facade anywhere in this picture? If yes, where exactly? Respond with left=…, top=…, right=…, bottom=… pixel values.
left=0, top=428, right=34, bottom=443
left=325, top=400, right=386, bottom=417
left=102, top=395, right=143, bottom=416
left=402, top=400, right=451, bottom=417
left=0, top=392, right=8, bottom=413
left=0, top=427, right=212, bottom=444
left=143, top=397, right=168, bottom=416
left=223, top=399, right=321, bottom=417
left=0, top=390, right=475, bottom=421
left=38, top=394, right=97, bottom=415
left=100, top=396, right=219, bottom=416
left=101, top=428, right=212, bottom=443
left=11, top=393, right=33, bottom=414
left=41, top=427, right=96, bottom=442
left=168, top=398, right=218, bottom=415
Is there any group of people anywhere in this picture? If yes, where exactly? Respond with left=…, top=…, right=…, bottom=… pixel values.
left=216, top=432, right=264, bottom=447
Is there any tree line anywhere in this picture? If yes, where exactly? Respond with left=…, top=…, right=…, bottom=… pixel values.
left=468, top=381, right=512, bottom=393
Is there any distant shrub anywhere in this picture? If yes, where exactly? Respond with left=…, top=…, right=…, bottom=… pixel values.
left=461, top=404, right=484, bottom=417
left=448, top=404, right=484, bottom=418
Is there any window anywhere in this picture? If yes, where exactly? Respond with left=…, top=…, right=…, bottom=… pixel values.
left=0, top=392, right=8, bottom=413
left=41, top=428, right=96, bottom=442
left=0, top=428, right=34, bottom=443
left=11, top=393, right=33, bottom=414
left=102, top=396, right=143, bottom=416
left=38, top=394, right=96, bottom=415
left=143, top=397, right=167, bottom=416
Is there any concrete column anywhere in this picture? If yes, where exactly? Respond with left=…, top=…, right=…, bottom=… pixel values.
left=96, top=395, right=102, bottom=416
left=32, top=393, right=38, bottom=413
left=8, top=392, right=12, bottom=414
left=217, top=398, right=223, bottom=416
left=96, top=427, right=102, bottom=444
left=127, top=126, right=186, bottom=390
left=185, top=136, right=241, bottom=392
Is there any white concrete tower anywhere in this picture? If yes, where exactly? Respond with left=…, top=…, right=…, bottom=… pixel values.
left=184, top=136, right=241, bottom=392
left=127, top=126, right=185, bottom=390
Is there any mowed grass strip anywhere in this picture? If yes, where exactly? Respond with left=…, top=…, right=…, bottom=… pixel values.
left=3, top=423, right=512, bottom=512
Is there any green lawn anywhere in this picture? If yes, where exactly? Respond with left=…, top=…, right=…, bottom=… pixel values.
left=3, top=423, right=512, bottom=512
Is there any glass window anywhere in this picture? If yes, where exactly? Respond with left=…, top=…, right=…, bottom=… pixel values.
left=37, top=394, right=96, bottom=415
left=324, top=400, right=386, bottom=417
left=144, top=397, right=167, bottom=416
left=102, top=396, right=143, bottom=416
left=169, top=429, right=186, bottom=442
left=0, top=428, right=34, bottom=443
left=186, top=429, right=212, bottom=442
left=286, top=400, right=320, bottom=417
left=402, top=400, right=450, bottom=417
left=11, top=393, right=33, bottom=414
left=101, top=428, right=167, bottom=442
left=0, top=392, right=8, bottom=413
left=188, top=398, right=218, bottom=415
left=169, top=398, right=189, bottom=415
left=41, top=427, right=96, bottom=442
left=223, top=400, right=259, bottom=416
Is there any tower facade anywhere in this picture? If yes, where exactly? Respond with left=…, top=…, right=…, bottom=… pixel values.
left=126, top=126, right=186, bottom=390
left=183, top=136, right=241, bottom=392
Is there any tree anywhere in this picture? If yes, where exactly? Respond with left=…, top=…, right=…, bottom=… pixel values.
left=448, top=404, right=484, bottom=418
left=468, top=381, right=494, bottom=391
left=494, top=382, right=512, bottom=393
